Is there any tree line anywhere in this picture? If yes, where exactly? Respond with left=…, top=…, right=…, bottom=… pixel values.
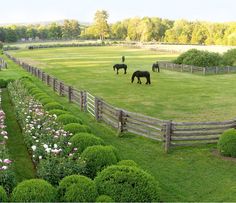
left=0, top=10, right=235, bottom=46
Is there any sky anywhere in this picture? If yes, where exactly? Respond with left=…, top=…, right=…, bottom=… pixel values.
left=0, top=0, right=235, bottom=24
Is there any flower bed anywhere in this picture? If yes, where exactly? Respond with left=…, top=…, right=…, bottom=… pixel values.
left=0, top=89, right=16, bottom=194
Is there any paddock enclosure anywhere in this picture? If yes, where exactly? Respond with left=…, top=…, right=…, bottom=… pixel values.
left=6, top=45, right=236, bottom=151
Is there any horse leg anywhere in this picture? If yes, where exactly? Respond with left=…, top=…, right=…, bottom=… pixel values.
left=124, top=68, right=127, bottom=74
left=117, top=69, right=119, bottom=74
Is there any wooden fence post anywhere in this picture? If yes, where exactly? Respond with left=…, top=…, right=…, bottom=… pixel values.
left=203, top=67, right=206, bottom=75
left=68, top=86, right=72, bottom=102
left=165, top=120, right=172, bottom=153
left=94, top=97, right=101, bottom=121
left=53, top=78, right=56, bottom=92
left=59, top=82, right=63, bottom=96
left=46, top=75, right=50, bottom=86
left=83, top=91, right=87, bottom=111
left=190, top=66, right=193, bottom=73
left=41, top=72, right=44, bottom=82
left=117, top=110, right=125, bottom=133
left=80, top=91, right=84, bottom=111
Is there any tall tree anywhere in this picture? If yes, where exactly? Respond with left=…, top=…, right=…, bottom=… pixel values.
left=62, top=20, right=80, bottom=39
left=93, top=10, right=110, bottom=40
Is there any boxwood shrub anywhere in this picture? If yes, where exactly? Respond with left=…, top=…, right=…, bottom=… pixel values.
left=57, top=114, right=82, bottom=125
left=0, top=186, right=7, bottom=202
left=44, top=102, right=64, bottom=111
left=48, top=109, right=69, bottom=116
left=11, top=179, right=56, bottom=202
left=94, top=165, right=160, bottom=202
left=64, top=123, right=91, bottom=135
left=81, top=145, right=119, bottom=178
left=117, top=159, right=139, bottom=168
left=218, top=128, right=236, bottom=157
left=69, top=132, right=104, bottom=154
left=57, top=175, right=98, bottom=202
left=96, top=195, right=114, bottom=202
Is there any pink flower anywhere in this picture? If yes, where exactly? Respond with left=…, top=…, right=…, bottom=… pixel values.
left=3, top=159, right=12, bottom=164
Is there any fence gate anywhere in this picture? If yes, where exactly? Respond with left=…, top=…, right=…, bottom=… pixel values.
left=86, top=92, right=95, bottom=117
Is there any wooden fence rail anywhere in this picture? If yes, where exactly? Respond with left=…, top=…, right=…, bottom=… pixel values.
left=5, top=52, right=236, bottom=152
left=159, top=61, right=236, bottom=75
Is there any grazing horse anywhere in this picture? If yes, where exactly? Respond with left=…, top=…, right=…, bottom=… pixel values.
left=152, top=62, right=160, bottom=72
left=113, top=64, right=127, bottom=74
left=131, top=71, right=151, bottom=84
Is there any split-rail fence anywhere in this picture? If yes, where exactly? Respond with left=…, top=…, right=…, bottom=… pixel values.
left=5, top=52, right=236, bottom=152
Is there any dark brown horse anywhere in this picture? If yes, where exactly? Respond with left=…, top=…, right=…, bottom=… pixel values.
left=131, top=71, right=151, bottom=84
left=113, top=64, right=127, bottom=74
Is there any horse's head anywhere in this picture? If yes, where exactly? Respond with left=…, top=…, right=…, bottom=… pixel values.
left=113, top=65, right=116, bottom=71
left=131, top=72, right=136, bottom=83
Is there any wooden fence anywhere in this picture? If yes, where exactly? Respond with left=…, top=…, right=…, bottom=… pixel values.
left=5, top=52, right=236, bottom=152
left=159, top=61, right=236, bottom=75
left=0, top=58, right=7, bottom=70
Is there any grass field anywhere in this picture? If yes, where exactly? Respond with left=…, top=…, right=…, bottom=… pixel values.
left=9, top=46, right=236, bottom=122
left=2, top=54, right=236, bottom=201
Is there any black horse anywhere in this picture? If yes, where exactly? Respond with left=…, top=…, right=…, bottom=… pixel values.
left=131, top=71, right=151, bottom=84
left=152, top=62, right=160, bottom=72
left=113, top=64, right=127, bottom=74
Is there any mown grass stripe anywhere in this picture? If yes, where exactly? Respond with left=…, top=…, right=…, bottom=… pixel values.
left=1, top=88, right=36, bottom=182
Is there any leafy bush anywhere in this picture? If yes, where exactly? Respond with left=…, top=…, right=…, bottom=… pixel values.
left=48, top=109, right=69, bottom=116
left=0, top=186, right=7, bottom=202
left=11, top=179, right=56, bottom=202
left=64, top=123, right=91, bottom=135
left=37, top=156, right=83, bottom=185
left=44, top=102, right=64, bottom=111
left=57, top=175, right=98, bottom=202
left=117, top=159, right=139, bottom=168
left=34, top=93, right=49, bottom=100
left=174, top=49, right=222, bottom=67
left=40, top=97, right=55, bottom=105
left=69, top=133, right=104, bottom=154
left=81, top=145, right=119, bottom=178
left=222, top=49, right=236, bottom=66
left=95, top=165, right=160, bottom=202
left=57, top=114, right=82, bottom=125
left=28, top=88, right=43, bottom=95
left=218, top=128, right=236, bottom=157
left=0, top=79, right=8, bottom=88
left=0, top=169, right=16, bottom=194
left=96, top=195, right=114, bottom=202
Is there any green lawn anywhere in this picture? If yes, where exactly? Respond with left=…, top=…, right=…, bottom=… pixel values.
left=4, top=47, right=236, bottom=202
left=9, top=46, right=236, bottom=122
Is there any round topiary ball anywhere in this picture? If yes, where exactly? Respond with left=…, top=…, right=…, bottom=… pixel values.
left=58, top=175, right=98, bottom=202
left=81, top=145, right=119, bottom=178
left=57, top=114, right=82, bottom=125
left=117, top=160, right=139, bottom=168
left=48, top=109, right=69, bottom=116
left=218, top=128, right=236, bottom=157
left=40, top=98, right=55, bottom=105
left=11, top=179, right=56, bottom=202
left=64, top=123, right=91, bottom=135
left=95, top=165, right=160, bottom=202
left=69, top=133, right=104, bottom=153
left=0, top=186, right=7, bottom=202
left=44, top=102, right=64, bottom=111
left=96, top=195, right=114, bottom=202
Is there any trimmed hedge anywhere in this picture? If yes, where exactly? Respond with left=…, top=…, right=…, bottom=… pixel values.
left=64, top=123, right=91, bottom=135
left=11, top=179, right=56, bottom=202
left=0, top=186, right=7, bottom=202
left=96, top=195, right=114, bottom=202
left=57, top=175, right=98, bottom=202
left=218, top=128, right=236, bottom=157
left=117, top=160, right=139, bottom=168
left=48, top=109, right=69, bottom=116
left=69, top=133, right=104, bottom=153
left=57, top=114, right=82, bottom=125
left=95, top=165, right=160, bottom=202
left=222, top=49, right=236, bottom=66
left=44, top=102, right=64, bottom=111
left=81, top=145, right=119, bottom=178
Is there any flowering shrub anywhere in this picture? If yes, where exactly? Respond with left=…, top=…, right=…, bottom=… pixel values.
left=0, top=89, right=16, bottom=194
